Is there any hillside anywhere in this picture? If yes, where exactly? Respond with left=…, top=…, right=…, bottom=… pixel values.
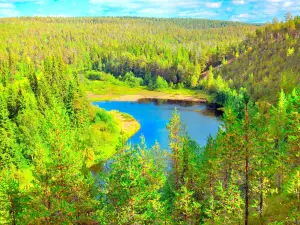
left=218, top=16, right=300, bottom=103
left=0, top=17, right=256, bottom=88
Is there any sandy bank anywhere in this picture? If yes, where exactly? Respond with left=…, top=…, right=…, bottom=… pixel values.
left=88, top=93, right=207, bottom=103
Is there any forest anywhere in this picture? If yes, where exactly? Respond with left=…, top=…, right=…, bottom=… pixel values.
left=219, top=14, right=300, bottom=103
left=0, top=16, right=299, bottom=225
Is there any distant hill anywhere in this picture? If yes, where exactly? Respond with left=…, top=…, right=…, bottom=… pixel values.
left=7, top=16, right=255, bottom=29
left=0, top=17, right=256, bottom=87
left=219, top=16, right=300, bottom=103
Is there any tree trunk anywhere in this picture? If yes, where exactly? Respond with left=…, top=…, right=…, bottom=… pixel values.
left=245, top=102, right=249, bottom=225
left=259, top=169, right=263, bottom=224
left=245, top=154, right=249, bottom=225
left=175, top=144, right=180, bottom=190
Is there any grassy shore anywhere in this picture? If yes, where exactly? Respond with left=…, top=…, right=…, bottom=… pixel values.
left=88, top=108, right=140, bottom=172
left=110, top=110, right=141, bottom=139
left=86, top=80, right=209, bottom=102
left=89, top=107, right=141, bottom=164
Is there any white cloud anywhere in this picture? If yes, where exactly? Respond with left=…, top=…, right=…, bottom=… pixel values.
left=232, top=0, right=245, bottom=4
left=0, top=8, right=19, bottom=17
left=265, top=0, right=284, bottom=2
left=90, top=0, right=201, bottom=9
left=45, top=14, right=69, bottom=17
left=0, top=0, right=45, bottom=5
left=0, top=3, right=15, bottom=8
left=283, top=1, right=293, bottom=7
left=237, top=13, right=249, bottom=18
left=257, top=0, right=299, bottom=16
left=179, top=10, right=217, bottom=17
left=138, top=7, right=172, bottom=16
left=0, top=2, right=19, bottom=17
left=0, top=0, right=299, bottom=22
left=89, top=0, right=204, bottom=17
left=205, top=2, right=222, bottom=8
left=34, top=14, right=71, bottom=17
left=231, top=13, right=249, bottom=21
left=0, top=0, right=39, bottom=2
left=263, top=5, right=278, bottom=15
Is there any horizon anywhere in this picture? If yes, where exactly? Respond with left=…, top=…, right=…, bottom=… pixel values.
left=0, top=0, right=299, bottom=23
left=0, top=15, right=265, bottom=24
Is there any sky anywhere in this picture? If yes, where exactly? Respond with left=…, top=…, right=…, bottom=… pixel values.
left=0, top=0, right=299, bottom=23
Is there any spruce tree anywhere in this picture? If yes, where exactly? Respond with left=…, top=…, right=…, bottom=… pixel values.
left=167, top=108, right=186, bottom=191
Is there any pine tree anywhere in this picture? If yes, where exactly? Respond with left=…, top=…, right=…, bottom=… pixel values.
left=0, top=90, right=17, bottom=168
left=102, top=139, right=166, bottom=224
left=167, top=108, right=186, bottom=191
left=173, top=184, right=201, bottom=224
left=24, top=106, right=98, bottom=224
left=286, top=90, right=300, bottom=170
left=217, top=104, right=242, bottom=188
left=271, top=90, right=289, bottom=191
left=243, top=91, right=251, bottom=225
left=201, top=135, right=219, bottom=198
left=207, top=66, right=215, bottom=90
left=0, top=171, right=11, bottom=225
left=204, top=174, right=244, bottom=225
left=285, top=168, right=300, bottom=224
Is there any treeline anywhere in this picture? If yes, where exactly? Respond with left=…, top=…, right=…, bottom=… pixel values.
left=218, top=14, right=300, bottom=103
left=12, top=17, right=254, bottom=29
left=1, top=16, right=298, bottom=104
left=0, top=17, right=255, bottom=88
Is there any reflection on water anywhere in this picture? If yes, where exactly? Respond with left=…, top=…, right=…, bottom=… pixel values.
left=138, top=98, right=202, bottom=107
left=93, top=99, right=222, bottom=150
left=193, top=108, right=223, bottom=118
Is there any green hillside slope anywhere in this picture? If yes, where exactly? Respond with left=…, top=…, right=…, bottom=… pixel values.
left=219, top=16, right=300, bottom=103
left=0, top=17, right=256, bottom=87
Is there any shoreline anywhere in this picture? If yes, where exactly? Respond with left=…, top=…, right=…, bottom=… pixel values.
left=88, top=93, right=207, bottom=103
left=110, top=110, right=141, bottom=139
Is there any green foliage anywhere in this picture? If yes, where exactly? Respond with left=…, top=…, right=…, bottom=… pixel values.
left=167, top=108, right=186, bottom=190
left=0, top=170, right=12, bottom=225
left=21, top=107, right=99, bottom=224
left=285, top=168, right=300, bottom=224
left=86, top=70, right=102, bottom=80
left=0, top=91, right=19, bottom=168
left=99, top=138, right=167, bottom=224
left=0, top=52, right=123, bottom=223
left=94, top=108, right=118, bottom=133
left=220, top=17, right=300, bottom=103
left=204, top=88, right=300, bottom=224
left=154, top=76, right=169, bottom=89
left=0, top=15, right=299, bottom=224
left=0, top=17, right=256, bottom=90
left=173, top=185, right=201, bottom=224
left=287, top=47, right=295, bottom=56
left=177, top=82, right=185, bottom=90
left=122, top=71, right=143, bottom=87
left=204, top=176, right=244, bottom=225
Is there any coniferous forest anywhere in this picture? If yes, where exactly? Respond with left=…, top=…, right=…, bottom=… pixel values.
left=0, top=15, right=299, bottom=225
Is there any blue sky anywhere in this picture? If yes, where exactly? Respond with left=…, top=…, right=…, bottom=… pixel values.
left=0, top=0, right=299, bottom=23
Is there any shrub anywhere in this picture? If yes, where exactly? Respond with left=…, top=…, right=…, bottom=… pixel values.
left=86, top=70, right=102, bottom=80
left=123, top=72, right=143, bottom=87
left=176, top=82, right=184, bottom=89
left=154, top=76, right=168, bottom=89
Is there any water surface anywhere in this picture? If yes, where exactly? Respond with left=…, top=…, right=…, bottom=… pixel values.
left=93, top=99, right=222, bottom=150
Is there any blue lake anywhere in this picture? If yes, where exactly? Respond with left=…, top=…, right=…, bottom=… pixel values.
left=93, top=99, right=222, bottom=150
